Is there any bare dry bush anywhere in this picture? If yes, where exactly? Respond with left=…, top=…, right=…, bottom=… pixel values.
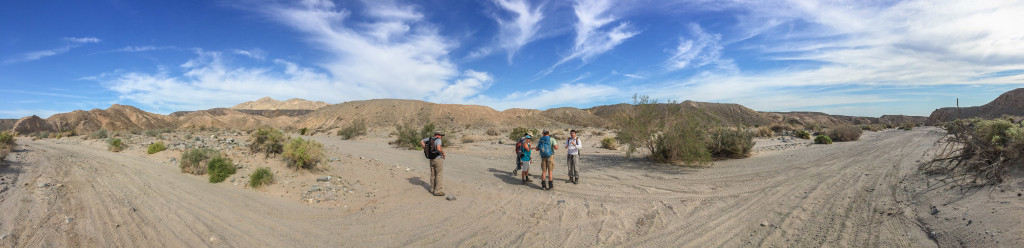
left=827, top=125, right=862, bottom=142
left=924, top=118, right=1024, bottom=186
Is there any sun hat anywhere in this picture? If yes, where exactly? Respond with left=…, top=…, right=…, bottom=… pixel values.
left=524, top=135, right=532, bottom=139
left=434, top=131, right=444, bottom=136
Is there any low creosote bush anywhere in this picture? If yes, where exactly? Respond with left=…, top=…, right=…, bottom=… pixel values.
left=207, top=156, right=236, bottom=183
left=299, top=127, right=309, bottom=136
left=249, top=126, right=286, bottom=157
left=181, top=148, right=219, bottom=175
left=814, top=135, right=833, bottom=144
left=108, top=138, right=125, bottom=152
left=147, top=141, right=167, bottom=154
left=337, top=119, right=367, bottom=140
left=827, top=125, right=863, bottom=142
left=706, top=128, right=755, bottom=159
left=795, top=130, right=811, bottom=139
left=0, top=131, right=15, bottom=161
left=89, top=129, right=108, bottom=139
left=249, top=167, right=274, bottom=188
left=600, top=137, right=618, bottom=150
left=755, top=126, right=774, bottom=138
left=283, top=137, right=324, bottom=170
left=507, top=127, right=539, bottom=142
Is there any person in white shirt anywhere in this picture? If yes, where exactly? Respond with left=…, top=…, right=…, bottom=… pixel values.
left=564, top=130, right=582, bottom=184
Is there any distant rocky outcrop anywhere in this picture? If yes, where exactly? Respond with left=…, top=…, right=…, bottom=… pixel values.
left=232, top=97, right=328, bottom=110
left=12, top=115, right=52, bottom=134
left=47, top=104, right=175, bottom=133
left=927, top=88, right=1024, bottom=125
left=0, top=119, right=16, bottom=132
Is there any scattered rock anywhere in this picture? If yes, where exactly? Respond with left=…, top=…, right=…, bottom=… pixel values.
left=930, top=206, right=939, bottom=215
left=557, top=200, right=566, bottom=204
left=445, top=194, right=456, bottom=201
left=760, top=222, right=769, bottom=227
left=210, top=236, right=218, bottom=242
left=66, top=217, right=73, bottom=223
left=1018, top=192, right=1021, bottom=197
left=967, top=220, right=973, bottom=226
left=37, top=182, right=49, bottom=188
left=317, top=176, right=331, bottom=182
left=329, top=157, right=338, bottom=162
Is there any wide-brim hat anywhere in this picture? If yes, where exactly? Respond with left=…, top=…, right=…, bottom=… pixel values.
left=524, top=135, right=532, bottom=139
left=434, top=131, right=445, bottom=136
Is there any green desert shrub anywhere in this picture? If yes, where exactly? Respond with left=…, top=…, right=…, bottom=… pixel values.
left=898, top=122, right=914, bottom=130
left=337, top=119, right=367, bottom=140
left=0, top=131, right=15, bottom=161
left=769, top=124, right=792, bottom=133
left=249, top=167, right=274, bottom=188
left=650, top=121, right=711, bottom=165
left=600, top=137, right=618, bottom=150
left=249, top=126, right=286, bottom=157
left=299, top=127, right=309, bottom=136
left=828, top=125, right=863, bottom=142
left=975, top=119, right=1015, bottom=145
left=393, top=121, right=448, bottom=150
left=147, top=141, right=167, bottom=154
left=706, top=128, right=755, bottom=158
left=794, top=130, right=811, bottom=139
left=507, top=127, right=539, bottom=141
left=107, top=138, right=125, bottom=152
left=207, top=156, right=236, bottom=183
left=814, top=135, right=833, bottom=144
left=283, top=137, right=324, bottom=170
left=180, top=148, right=219, bottom=175
left=89, top=129, right=108, bottom=139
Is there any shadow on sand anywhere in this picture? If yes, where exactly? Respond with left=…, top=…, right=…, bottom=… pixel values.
left=406, top=177, right=430, bottom=192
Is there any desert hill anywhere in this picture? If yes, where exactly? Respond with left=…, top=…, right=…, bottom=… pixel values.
left=232, top=97, right=328, bottom=110
left=0, top=119, right=16, bottom=131
left=927, top=88, right=1024, bottom=125
left=47, top=104, right=176, bottom=132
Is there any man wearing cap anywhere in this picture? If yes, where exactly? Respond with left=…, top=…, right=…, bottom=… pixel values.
left=421, top=131, right=447, bottom=196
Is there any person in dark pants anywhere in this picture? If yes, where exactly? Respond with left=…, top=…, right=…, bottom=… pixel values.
left=565, top=130, right=582, bottom=184
left=420, top=132, right=446, bottom=196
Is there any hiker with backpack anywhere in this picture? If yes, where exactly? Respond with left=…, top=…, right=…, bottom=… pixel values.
left=512, top=132, right=530, bottom=178
left=565, top=130, right=582, bottom=184
left=536, top=130, right=558, bottom=190
left=519, top=135, right=533, bottom=185
left=420, top=131, right=446, bottom=196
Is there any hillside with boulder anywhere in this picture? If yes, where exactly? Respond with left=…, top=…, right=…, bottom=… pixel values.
left=927, top=88, right=1024, bottom=125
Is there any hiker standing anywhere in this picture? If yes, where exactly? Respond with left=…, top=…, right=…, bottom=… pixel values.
left=536, top=130, right=558, bottom=190
left=420, top=131, right=446, bottom=196
left=520, top=135, right=533, bottom=185
left=512, top=132, right=530, bottom=178
left=565, top=130, right=582, bottom=184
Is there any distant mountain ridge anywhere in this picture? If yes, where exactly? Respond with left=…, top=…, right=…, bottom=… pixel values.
left=7, top=97, right=932, bottom=135
left=927, top=88, right=1024, bottom=125
left=231, top=97, right=328, bottom=110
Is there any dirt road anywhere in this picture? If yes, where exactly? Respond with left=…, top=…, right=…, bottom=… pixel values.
left=0, top=128, right=1013, bottom=247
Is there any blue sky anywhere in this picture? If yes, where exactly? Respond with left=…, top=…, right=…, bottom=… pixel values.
left=2, top=0, right=1023, bottom=119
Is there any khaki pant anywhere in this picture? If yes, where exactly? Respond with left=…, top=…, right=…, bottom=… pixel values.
left=567, top=154, right=580, bottom=178
left=430, top=158, right=443, bottom=194
left=541, top=157, right=554, bottom=171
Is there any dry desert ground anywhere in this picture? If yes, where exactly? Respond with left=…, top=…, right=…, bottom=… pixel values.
left=0, top=127, right=1022, bottom=247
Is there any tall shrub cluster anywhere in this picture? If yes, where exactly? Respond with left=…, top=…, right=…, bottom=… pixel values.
left=926, top=118, right=1024, bottom=185
left=337, top=119, right=368, bottom=140
left=249, top=126, right=286, bottom=157
left=0, top=131, right=15, bottom=161
left=827, top=125, right=863, bottom=142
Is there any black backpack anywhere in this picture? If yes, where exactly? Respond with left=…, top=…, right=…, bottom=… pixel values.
left=423, top=137, right=441, bottom=159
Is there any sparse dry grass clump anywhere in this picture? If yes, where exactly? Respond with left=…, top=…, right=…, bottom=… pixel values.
left=860, top=124, right=884, bottom=132
left=337, top=119, right=368, bottom=140
left=898, top=122, right=914, bottom=130
left=249, top=167, right=274, bottom=188
left=181, top=148, right=219, bottom=175
left=0, top=131, right=15, bottom=161
left=147, top=141, right=167, bottom=154
left=107, top=138, right=125, bottom=152
left=460, top=135, right=479, bottom=144
left=249, top=126, right=286, bottom=157
left=706, top=128, right=755, bottom=158
left=600, top=137, right=618, bottom=150
left=827, top=125, right=862, bottom=142
left=926, top=118, right=1024, bottom=185
left=485, top=128, right=501, bottom=136
left=207, top=156, right=236, bottom=183
left=755, top=126, right=774, bottom=138
left=283, top=137, right=324, bottom=170
left=814, top=135, right=833, bottom=144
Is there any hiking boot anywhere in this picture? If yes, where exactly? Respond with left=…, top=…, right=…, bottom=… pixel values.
left=522, top=178, right=527, bottom=185
left=548, top=181, right=554, bottom=190
left=511, top=169, right=518, bottom=176
left=526, top=177, right=534, bottom=183
left=573, top=177, right=579, bottom=184
left=541, top=181, right=547, bottom=190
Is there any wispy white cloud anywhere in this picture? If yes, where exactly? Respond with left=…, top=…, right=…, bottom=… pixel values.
left=232, top=48, right=266, bottom=60
left=648, top=0, right=1024, bottom=116
left=4, top=37, right=102, bottom=64
left=556, top=0, right=639, bottom=67
left=489, top=0, right=545, bottom=61
left=64, top=37, right=101, bottom=43
left=474, top=83, right=619, bottom=110
left=107, top=45, right=177, bottom=53
left=665, top=23, right=734, bottom=71
left=623, top=73, right=644, bottom=79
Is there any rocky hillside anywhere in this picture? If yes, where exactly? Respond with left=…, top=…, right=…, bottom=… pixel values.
left=47, top=105, right=175, bottom=133
left=0, top=119, right=16, bottom=131
left=927, top=88, right=1024, bottom=125
left=232, top=97, right=328, bottom=110
left=171, top=108, right=298, bottom=130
